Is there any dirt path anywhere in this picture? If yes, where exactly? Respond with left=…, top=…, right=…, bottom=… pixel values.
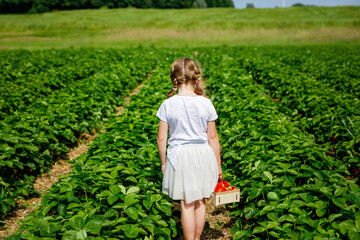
left=0, top=80, right=148, bottom=238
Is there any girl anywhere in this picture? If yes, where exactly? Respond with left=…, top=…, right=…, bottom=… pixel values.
left=156, top=57, right=222, bottom=240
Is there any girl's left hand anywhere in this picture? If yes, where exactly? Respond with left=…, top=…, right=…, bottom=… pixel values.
left=161, top=164, right=166, bottom=174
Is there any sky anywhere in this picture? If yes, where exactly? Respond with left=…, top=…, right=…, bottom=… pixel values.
left=233, top=0, right=360, bottom=8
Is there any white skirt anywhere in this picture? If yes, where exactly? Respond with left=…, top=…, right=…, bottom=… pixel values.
left=162, top=142, right=219, bottom=204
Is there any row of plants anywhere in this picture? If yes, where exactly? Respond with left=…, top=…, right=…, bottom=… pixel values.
left=237, top=46, right=360, bottom=178
left=244, top=47, right=360, bottom=98
left=3, top=46, right=359, bottom=239
left=0, top=48, right=156, bottom=220
left=0, top=49, right=130, bottom=118
left=6, top=48, right=195, bottom=239
left=198, top=48, right=360, bottom=239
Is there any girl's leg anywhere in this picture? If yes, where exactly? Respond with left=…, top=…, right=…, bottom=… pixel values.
left=181, top=200, right=196, bottom=240
left=194, top=198, right=206, bottom=240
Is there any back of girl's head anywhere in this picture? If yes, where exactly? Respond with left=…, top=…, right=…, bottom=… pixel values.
left=167, top=57, right=204, bottom=98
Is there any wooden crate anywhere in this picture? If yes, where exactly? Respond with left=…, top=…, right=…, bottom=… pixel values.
left=212, top=188, right=240, bottom=206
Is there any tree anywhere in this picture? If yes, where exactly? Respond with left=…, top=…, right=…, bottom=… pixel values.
left=224, top=0, right=234, bottom=7
left=205, top=0, right=216, bottom=7
left=292, top=3, right=304, bottom=7
left=205, top=0, right=234, bottom=8
left=133, top=0, right=152, bottom=8
left=193, top=0, right=207, bottom=8
left=246, top=3, right=254, bottom=8
left=152, top=0, right=167, bottom=8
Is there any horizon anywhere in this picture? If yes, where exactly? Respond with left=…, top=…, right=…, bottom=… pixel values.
left=233, top=0, right=360, bottom=8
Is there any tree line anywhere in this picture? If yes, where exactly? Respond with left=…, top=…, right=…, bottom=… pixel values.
left=0, top=0, right=234, bottom=14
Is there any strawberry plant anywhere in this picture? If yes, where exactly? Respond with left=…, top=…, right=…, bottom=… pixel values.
left=198, top=47, right=360, bottom=239
left=6, top=48, right=196, bottom=239
left=3, top=45, right=360, bottom=239
left=239, top=46, right=360, bottom=183
left=0, top=48, right=158, bottom=219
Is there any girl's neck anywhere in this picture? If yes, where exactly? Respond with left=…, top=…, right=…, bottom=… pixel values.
left=177, top=83, right=197, bottom=96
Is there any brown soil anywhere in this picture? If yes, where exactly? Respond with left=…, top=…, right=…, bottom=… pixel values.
left=172, top=197, right=235, bottom=240
left=115, top=74, right=149, bottom=116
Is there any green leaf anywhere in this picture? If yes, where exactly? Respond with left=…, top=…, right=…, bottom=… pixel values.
left=329, top=213, right=342, bottom=222
left=125, top=206, right=139, bottom=220
left=3, top=198, right=15, bottom=207
left=107, top=195, right=119, bottom=205
left=38, top=219, right=51, bottom=236
left=267, top=192, right=278, bottom=200
left=267, top=212, right=278, bottom=222
left=62, top=230, right=78, bottom=240
left=252, top=226, right=266, bottom=234
left=332, top=198, right=346, bottom=209
left=143, top=197, right=153, bottom=210
left=281, top=189, right=289, bottom=195
left=110, top=170, right=118, bottom=179
left=58, top=204, right=66, bottom=216
left=69, top=216, right=85, bottom=231
left=154, top=227, right=171, bottom=236
left=119, top=184, right=126, bottom=194
left=285, top=214, right=296, bottom=223
left=349, top=230, right=360, bottom=240
left=102, top=209, right=118, bottom=220
left=243, top=207, right=256, bottom=219
left=109, top=185, right=121, bottom=195
left=269, top=231, right=280, bottom=238
left=263, top=171, right=273, bottom=184
left=316, top=208, right=327, bottom=217
left=75, top=229, right=87, bottom=240
left=339, top=220, right=356, bottom=232
left=156, top=202, right=172, bottom=217
left=320, top=187, right=332, bottom=196
left=126, top=186, right=140, bottom=195
left=124, top=195, right=139, bottom=207
left=259, top=221, right=279, bottom=229
left=42, top=201, right=57, bottom=216
left=334, top=187, right=347, bottom=198
left=157, top=220, right=168, bottom=227
left=101, top=173, right=112, bottom=179
left=248, top=188, right=262, bottom=200
left=141, top=218, right=156, bottom=235
left=97, top=190, right=112, bottom=198
left=85, top=219, right=102, bottom=235
left=289, top=207, right=304, bottom=216
left=291, top=200, right=306, bottom=208
left=122, top=225, right=147, bottom=238
left=233, top=230, right=252, bottom=239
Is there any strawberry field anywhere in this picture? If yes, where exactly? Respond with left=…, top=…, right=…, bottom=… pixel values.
left=1, top=46, right=360, bottom=239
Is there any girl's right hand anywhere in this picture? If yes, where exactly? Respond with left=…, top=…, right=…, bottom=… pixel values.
left=218, top=165, right=223, bottom=178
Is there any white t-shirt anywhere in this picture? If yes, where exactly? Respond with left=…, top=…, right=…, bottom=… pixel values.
left=156, top=95, right=218, bottom=169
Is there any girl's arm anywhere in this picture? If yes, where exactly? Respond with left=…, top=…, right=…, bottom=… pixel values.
left=157, top=120, right=168, bottom=174
left=207, top=121, right=222, bottom=178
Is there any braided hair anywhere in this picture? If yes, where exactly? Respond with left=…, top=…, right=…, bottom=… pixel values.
left=167, top=57, right=204, bottom=98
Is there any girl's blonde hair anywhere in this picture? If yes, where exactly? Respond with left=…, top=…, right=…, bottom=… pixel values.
left=167, top=57, right=204, bottom=98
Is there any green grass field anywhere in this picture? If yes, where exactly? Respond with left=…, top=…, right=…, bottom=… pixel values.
left=0, top=6, right=359, bottom=49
